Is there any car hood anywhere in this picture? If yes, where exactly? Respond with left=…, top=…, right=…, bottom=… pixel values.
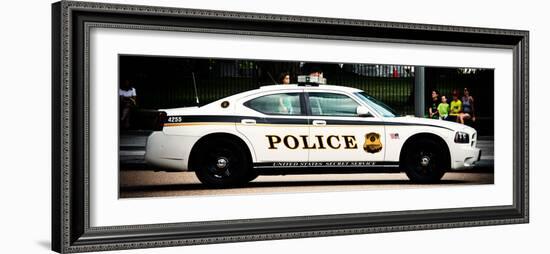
left=385, top=116, right=476, bottom=133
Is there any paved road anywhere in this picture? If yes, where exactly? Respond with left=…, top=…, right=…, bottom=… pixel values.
left=119, top=170, right=493, bottom=198
left=119, top=132, right=494, bottom=199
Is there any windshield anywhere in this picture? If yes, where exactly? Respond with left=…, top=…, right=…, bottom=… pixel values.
left=354, top=92, right=399, bottom=117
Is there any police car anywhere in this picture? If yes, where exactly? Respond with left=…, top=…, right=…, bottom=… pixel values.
left=145, top=76, right=481, bottom=188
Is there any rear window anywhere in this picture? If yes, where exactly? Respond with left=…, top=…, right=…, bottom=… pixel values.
left=244, top=93, right=302, bottom=115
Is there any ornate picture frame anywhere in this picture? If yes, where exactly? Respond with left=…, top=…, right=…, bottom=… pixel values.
left=52, top=1, right=528, bottom=253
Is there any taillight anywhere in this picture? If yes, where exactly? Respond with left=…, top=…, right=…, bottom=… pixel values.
left=155, top=111, right=167, bottom=131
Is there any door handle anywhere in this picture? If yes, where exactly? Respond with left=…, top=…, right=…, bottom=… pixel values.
left=241, top=119, right=257, bottom=125
left=312, top=120, right=326, bottom=126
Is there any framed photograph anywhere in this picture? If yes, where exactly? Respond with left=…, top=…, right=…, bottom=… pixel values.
left=52, top=1, right=529, bottom=253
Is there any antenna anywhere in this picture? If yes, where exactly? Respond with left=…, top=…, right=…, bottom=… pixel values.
left=191, top=72, right=200, bottom=106
left=267, top=72, right=277, bottom=85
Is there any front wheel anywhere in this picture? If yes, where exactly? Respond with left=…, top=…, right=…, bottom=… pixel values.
left=194, top=138, right=251, bottom=188
left=403, top=139, right=446, bottom=183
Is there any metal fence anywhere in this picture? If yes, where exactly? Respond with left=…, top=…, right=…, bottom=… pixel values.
left=121, top=57, right=417, bottom=114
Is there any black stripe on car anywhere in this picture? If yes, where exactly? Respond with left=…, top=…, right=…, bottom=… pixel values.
left=165, top=115, right=454, bottom=131
left=251, top=161, right=402, bottom=174
left=253, top=161, right=400, bottom=168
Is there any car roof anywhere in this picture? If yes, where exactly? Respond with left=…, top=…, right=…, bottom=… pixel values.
left=204, top=84, right=365, bottom=106
left=257, top=84, right=363, bottom=93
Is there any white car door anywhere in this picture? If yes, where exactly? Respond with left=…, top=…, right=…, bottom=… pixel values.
left=306, top=92, right=386, bottom=164
left=236, top=91, right=310, bottom=164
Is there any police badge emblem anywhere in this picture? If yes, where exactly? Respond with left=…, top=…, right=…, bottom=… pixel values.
left=364, top=132, right=382, bottom=153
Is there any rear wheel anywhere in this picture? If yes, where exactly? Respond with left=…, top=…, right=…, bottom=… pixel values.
left=403, top=139, right=446, bottom=183
left=194, top=138, right=251, bottom=188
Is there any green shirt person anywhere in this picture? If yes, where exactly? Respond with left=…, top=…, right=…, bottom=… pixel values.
left=449, top=90, right=462, bottom=122
left=437, top=95, right=450, bottom=120
left=450, top=99, right=462, bottom=116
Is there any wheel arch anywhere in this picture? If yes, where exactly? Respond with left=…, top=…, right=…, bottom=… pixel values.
left=188, top=132, right=254, bottom=171
left=399, top=132, right=451, bottom=170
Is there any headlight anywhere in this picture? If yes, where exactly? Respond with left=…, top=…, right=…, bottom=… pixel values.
left=454, top=131, right=470, bottom=143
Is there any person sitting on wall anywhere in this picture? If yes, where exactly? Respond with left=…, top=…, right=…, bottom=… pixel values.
left=438, top=95, right=450, bottom=120
left=448, top=90, right=462, bottom=122
left=119, top=79, right=137, bottom=130
left=458, top=87, right=476, bottom=124
left=428, top=89, right=440, bottom=119
left=278, top=72, right=293, bottom=114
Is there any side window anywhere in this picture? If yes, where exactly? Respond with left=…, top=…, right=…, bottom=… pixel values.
left=245, top=93, right=302, bottom=115
left=309, top=92, right=360, bottom=117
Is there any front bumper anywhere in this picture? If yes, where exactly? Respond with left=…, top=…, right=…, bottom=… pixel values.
left=450, top=144, right=482, bottom=170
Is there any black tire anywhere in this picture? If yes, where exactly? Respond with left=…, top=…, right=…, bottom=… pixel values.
left=403, top=139, right=446, bottom=183
left=194, top=138, right=251, bottom=188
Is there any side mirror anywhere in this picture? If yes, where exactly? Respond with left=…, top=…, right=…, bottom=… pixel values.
left=356, top=106, right=372, bottom=117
